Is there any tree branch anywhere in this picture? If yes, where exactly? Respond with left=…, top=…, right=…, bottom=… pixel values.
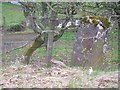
left=45, top=2, right=57, bottom=13
left=82, top=9, right=97, bottom=15
left=5, top=34, right=41, bottom=54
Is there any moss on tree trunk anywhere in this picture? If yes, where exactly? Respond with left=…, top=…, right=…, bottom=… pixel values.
left=23, top=35, right=44, bottom=64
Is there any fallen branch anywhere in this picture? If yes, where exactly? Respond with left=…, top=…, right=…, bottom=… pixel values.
left=51, top=58, right=67, bottom=68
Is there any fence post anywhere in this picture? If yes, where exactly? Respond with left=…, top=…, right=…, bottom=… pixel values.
left=3, top=16, right=6, bottom=26
left=46, top=11, right=57, bottom=67
left=46, top=31, right=54, bottom=67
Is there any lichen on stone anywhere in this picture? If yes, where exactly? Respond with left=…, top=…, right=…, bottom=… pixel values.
left=80, top=15, right=111, bottom=29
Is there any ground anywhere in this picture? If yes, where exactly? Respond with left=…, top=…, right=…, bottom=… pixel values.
left=0, top=61, right=118, bottom=88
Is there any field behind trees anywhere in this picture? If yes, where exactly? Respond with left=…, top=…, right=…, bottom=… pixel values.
left=0, top=2, right=119, bottom=88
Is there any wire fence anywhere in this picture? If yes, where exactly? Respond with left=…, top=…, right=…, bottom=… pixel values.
left=1, top=24, right=118, bottom=68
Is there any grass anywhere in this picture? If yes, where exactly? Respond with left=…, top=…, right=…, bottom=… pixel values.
left=67, top=69, right=118, bottom=88
left=68, top=76, right=83, bottom=88
left=0, top=2, right=2, bottom=26
left=2, top=2, right=25, bottom=26
left=105, top=28, right=119, bottom=63
left=60, top=32, right=75, bottom=40
left=36, top=32, right=75, bottom=58
left=36, top=47, right=46, bottom=55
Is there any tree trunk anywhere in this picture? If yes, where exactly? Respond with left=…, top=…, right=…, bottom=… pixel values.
left=23, top=35, right=44, bottom=64
left=46, top=32, right=54, bottom=67
left=46, top=11, right=57, bottom=67
left=41, top=2, right=49, bottom=50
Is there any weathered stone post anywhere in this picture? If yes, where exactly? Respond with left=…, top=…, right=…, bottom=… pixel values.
left=72, top=16, right=110, bottom=68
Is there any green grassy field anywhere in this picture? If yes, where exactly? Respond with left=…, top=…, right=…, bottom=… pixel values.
left=2, top=2, right=25, bottom=26
left=36, top=32, right=75, bottom=61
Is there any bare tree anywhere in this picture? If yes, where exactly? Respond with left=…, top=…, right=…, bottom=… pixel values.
left=20, top=2, right=76, bottom=65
